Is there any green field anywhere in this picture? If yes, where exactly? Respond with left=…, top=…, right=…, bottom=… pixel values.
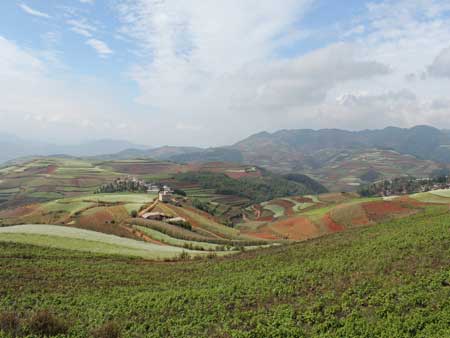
left=261, top=202, right=285, bottom=218
left=411, top=191, right=450, bottom=204
left=64, top=193, right=157, bottom=204
left=0, top=224, right=202, bottom=259
left=135, top=226, right=222, bottom=251
left=430, top=189, right=450, bottom=197
left=0, top=207, right=449, bottom=337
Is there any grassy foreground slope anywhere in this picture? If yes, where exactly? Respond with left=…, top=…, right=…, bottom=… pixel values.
left=1, top=206, right=450, bottom=337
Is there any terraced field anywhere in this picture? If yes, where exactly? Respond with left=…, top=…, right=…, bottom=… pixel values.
left=240, top=193, right=428, bottom=241
left=0, top=224, right=204, bottom=259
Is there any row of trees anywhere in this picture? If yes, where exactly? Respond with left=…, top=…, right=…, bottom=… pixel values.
left=95, top=178, right=148, bottom=194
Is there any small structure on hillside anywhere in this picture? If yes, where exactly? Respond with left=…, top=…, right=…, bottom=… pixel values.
left=159, top=190, right=172, bottom=202
left=147, top=184, right=160, bottom=193
left=141, top=212, right=169, bottom=221
left=167, top=217, right=187, bottom=225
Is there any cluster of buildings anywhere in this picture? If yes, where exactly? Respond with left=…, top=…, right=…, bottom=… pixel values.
left=145, top=183, right=174, bottom=202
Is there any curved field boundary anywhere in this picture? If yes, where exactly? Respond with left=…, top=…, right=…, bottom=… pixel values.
left=0, top=224, right=203, bottom=260
left=260, top=202, right=285, bottom=218
left=411, top=192, right=450, bottom=204
left=429, top=189, right=450, bottom=198
left=134, top=226, right=221, bottom=251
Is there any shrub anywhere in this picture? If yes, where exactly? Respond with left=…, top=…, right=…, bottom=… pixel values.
left=0, top=311, right=21, bottom=337
left=91, top=321, right=121, bottom=338
left=27, top=310, right=68, bottom=337
left=206, top=252, right=217, bottom=260
left=130, top=210, right=138, bottom=218
left=173, top=189, right=187, bottom=196
left=178, top=251, right=191, bottom=260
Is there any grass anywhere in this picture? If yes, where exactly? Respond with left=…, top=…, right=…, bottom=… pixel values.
left=411, top=192, right=450, bottom=204
left=282, top=198, right=315, bottom=212
left=135, top=226, right=221, bottom=250
left=0, top=207, right=449, bottom=337
left=261, top=202, right=285, bottom=218
left=67, top=193, right=156, bottom=204
left=0, top=224, right=203, bottom=259
left=430, top=189, right=450, bottom=197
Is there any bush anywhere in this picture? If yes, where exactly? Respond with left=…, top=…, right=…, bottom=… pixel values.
left=178, top=251, right=191, bottom=260
left=173, top=189, right=187, bottom=196
left=0, top=311, right=21, bottom=337
left=130, top=210, right=138, bottom=218
left=91, top=321, right=121, bottom=338
left=28, top=310, right=68, bottom=337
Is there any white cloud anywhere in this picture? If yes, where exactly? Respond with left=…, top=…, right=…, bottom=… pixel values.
left=18, top=3, right=50, bottom=18
left=5, top=0, right=450, bottom=146
left=67, top=18, right=96, bottom=37
left=428, top=46, right=450, bottom=78
left=80, top=0, right=95, bottom=4
left=86, top=39, right=113, bottom=57
left=0, top=36, right=129, bottom=142
left=114, top=0, right=396, bottom=143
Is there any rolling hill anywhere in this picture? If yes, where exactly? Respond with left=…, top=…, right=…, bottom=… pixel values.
left=0, top=201, right=449, bottom=337
left=147, top=126, right=450, bottom=191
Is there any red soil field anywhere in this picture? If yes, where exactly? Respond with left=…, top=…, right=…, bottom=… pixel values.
left=396, top=196, right=430, bottom=207
left=243, top=231, right=280, bottom=240
left=45, top=165, right=57, bottom=175
left=270, top=216, right=320, bottom=240
left=362, top=201, right=413, bottom=221
left=225, top=171, right=260, bottom=179
left=323, top=214, right=345, bottom=233
left=271, top=199, right=295, bottom=216
left=292, top=196, right=314, bottom=203
left=0, top=204, right=38, bottom=218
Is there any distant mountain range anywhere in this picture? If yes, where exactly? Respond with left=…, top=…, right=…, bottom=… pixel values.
left=3, top=125, right=450, bottom=191
left=0, top=135, right=147, bottom=163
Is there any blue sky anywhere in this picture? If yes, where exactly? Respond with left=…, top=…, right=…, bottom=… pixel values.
left=0, top=0, right=450, bottom=146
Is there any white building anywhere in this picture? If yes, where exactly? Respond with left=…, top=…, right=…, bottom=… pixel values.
left=159, top=190, right=172, bottom=202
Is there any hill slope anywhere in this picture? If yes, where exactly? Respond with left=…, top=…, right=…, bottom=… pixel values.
left=0, top=205, right=449, bottom=337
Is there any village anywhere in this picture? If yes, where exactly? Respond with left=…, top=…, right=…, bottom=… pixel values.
left=96, top=176, right=190, bottom=227
left=361, top=175, right=450, bottom=197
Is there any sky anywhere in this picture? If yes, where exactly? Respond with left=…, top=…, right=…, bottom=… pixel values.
left=0, top=0, right=450, bottom=147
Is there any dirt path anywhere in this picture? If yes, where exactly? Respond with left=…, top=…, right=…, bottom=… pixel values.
left=138, top=198, right=159, bottom=217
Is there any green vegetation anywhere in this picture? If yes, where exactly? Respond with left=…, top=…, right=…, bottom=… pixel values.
left=135, top=226, right=221, bottom=251
left=0, top=207, right=449, bottom=337
left=282, top=173, right=328, bottom=194
left=261, top=202, right=285, bottom=218
left=0, top=224, right=202, bottom=260
left=95, top=177, right=148, bottom=194
left=175, top=172, right=320, bottom=204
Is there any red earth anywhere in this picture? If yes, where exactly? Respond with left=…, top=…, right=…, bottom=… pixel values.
left=323, top=214, right=345, bottom=233
left=362, top=201, right=413, bottom=221
left=270, top=216, right=319, bottom=240
left=271, top=199, right=295, bottom=216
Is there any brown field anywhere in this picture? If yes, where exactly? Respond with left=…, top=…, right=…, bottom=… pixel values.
left=271, top=199, right=295, bottom=216
left=322, top=214, right=345, bottom=233
left=269, top=216, right=320, bottom=240
left=362, top=201, right=415, bottom=221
